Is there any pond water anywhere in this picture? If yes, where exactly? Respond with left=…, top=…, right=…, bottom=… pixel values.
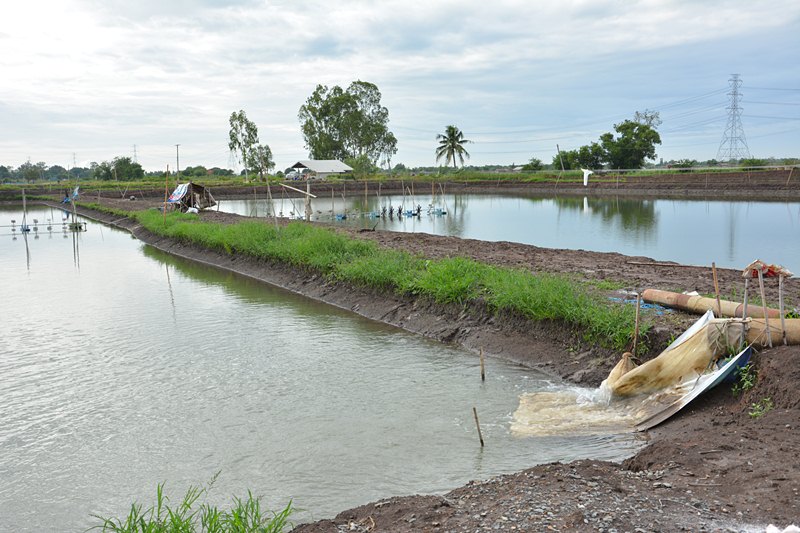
left=0, top=205, right=642, bottom=532
left=218, top=193, right=800, bottom=273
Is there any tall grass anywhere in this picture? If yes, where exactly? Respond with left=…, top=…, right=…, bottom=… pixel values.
left=91, top=481, right=294, bottom=533
left=103, top=208, right=643, bottom=351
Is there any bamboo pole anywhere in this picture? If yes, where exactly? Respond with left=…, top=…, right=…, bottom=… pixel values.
left=633, top=293, right=641, bottom=355
left=741, top=278, right=749, bottom=348
left=472, top=407, right=484, bottom=447
left=162, top=165, right=169, bottom=225
left=786, top=166, right=795, bottom=186
left=757, top=270, right=772, bottom=347
left=479, top=347, right=485, bottom=382
left=779, top=275, right=787, bottom=345
left=305, top=180, right=312, bottom=222
left=712, top=262, right=722, bottom=316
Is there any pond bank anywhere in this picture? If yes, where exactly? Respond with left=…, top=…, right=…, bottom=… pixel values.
left=52, top=199, right=800, bottom=531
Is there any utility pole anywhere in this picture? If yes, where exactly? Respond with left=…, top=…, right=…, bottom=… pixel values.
left=716, top=74, right=751, bottom=162
left=133, top=144, right=138, bottom=163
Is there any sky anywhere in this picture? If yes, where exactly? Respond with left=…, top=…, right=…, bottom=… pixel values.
left=1, top=0, right=799, bottom=172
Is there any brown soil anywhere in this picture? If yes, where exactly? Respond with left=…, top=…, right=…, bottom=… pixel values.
left=54, top=182, right=800, bottom=532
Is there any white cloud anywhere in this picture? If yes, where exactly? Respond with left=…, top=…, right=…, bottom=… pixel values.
left=1, top=0, right=798, bottom=170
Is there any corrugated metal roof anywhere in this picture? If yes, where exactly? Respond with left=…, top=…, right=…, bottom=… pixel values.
left=292, top=160, right=353, bottom=173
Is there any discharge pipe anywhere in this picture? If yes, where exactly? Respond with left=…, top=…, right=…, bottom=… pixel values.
left=641, top=289, right=782, bottom=319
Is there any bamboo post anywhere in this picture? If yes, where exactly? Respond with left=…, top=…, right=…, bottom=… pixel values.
left=712, top=262, right=722, bottom=316
left=479, top=347, right=485, bottom=382
left=779, top=274, right=787, bottom=345
left=633, top=293, right=641, bottom=355
left=555, top=144, right=564, bottom=189
left=305, top=180, right=312, bottom=222
left=472, top=407, right=484, bottom=447
left=266, top=178, right=278, bottom=229
left=786, top=166, right=795, bottom=187
left=757, top=270, right=772, bottom=347
left=741, top=278, right=749, bottom=347
left=162, top=165, right=169, bottom=225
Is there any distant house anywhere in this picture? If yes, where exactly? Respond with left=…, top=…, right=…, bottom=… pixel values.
left=289, top=160, right=353, bottom=180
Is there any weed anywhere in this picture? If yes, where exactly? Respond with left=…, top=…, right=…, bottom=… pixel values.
left=90, top=479, right=294, bottom=533
left=732, top=362, right=757, bottom=397
left=749, top=397, right=774, bottom=418
left=665, top=333, right=678, bottom=348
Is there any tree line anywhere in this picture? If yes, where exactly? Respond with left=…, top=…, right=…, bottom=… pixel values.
left=0, top=158, right=238, bottom=184
left=6, top=80, right=792, bottom=184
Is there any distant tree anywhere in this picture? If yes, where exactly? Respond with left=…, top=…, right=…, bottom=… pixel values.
left=228, top=110, right=260, bottom=181
left=740, top=157, right=767, bottom=169
left=522, top=157, right=543, bottom=171
left=435, top=125, right=472, bottom=168
left=345, top=154, right=376, bottom=178
left=91, top=161, right=113, bottom=181
left=112, top=156, right=145, bottom=181
left=15, top=161, right=46, bottom=181
left=247, top=143, right=275, bottom=181
left=45, top=165, right=69, bottom=181
left=181, top=165, right=209, bottom=177
left=208, top=167, right=235, bottom=177
left=298, top=80, right=397, bottom=165
left=633, top=109, right=663, bottom=128
left=599, top=117, right=662, bottom=169
left=671, top=159, right=696, bottom=172
left=69, top=166, right=92, bottom=179
left=553, top=143, right=603, bottom=170
left=0, top=165, right=10, bottom=181
left=393, top=162, right=407, bottom=172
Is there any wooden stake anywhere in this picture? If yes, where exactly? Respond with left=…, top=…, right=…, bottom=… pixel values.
left=479, top=347, right=485, bottom=382
left=633, top=293, right=641, bottom=355
left=779, top=274, right=787, bottom=345
left=757, top=270, right=772, bottom=347
left=741, top=278, right=749, bottom=347
left=712, top=262, right=722, bottom=316
left=472, top=407, right=484, bottom=447
left=163, top=165, right=169, bottom=225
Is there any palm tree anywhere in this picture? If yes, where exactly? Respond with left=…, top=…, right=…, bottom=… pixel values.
left=435, top=125, right=472, bottom=168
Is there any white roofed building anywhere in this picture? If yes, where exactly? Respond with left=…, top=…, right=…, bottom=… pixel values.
left=290, top=160, right=353, bottom=180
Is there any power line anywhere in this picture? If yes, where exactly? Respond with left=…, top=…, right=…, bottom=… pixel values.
left=743, top=100, right=800, bottom=106
left=745, top=86, right=800, bottom=92
left=743, top=114, right=800, bottom=121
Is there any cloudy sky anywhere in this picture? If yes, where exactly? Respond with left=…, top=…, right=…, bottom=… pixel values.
left=2, top=0, right=799, bottom=172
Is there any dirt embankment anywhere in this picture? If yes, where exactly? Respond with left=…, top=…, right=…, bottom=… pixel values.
left=53, top=187, right=800, bottom=532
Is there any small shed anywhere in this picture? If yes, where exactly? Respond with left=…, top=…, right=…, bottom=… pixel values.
left=167, top=182, right=216, bottom=211
left=290, top=160, right=353, bottom=180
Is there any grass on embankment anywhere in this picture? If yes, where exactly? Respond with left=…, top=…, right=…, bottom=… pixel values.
left=89, top=204, right=646, bottom=351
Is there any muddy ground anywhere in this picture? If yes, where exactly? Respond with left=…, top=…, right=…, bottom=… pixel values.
left=57, top=184, right=799, bottom=532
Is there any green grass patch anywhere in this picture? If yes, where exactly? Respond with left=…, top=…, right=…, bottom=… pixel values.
left=91, top=479, right=294, bottom=533
left=749, top=397, right=774, bottom=418
left=105, top=209, right=645, bottom=351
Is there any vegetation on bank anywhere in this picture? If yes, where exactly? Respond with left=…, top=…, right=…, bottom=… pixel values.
left=89, top=205, right=646, bottom=351
left=92, top=480, right=294, bottom=533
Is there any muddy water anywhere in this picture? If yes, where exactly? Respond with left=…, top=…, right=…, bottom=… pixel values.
left=0, top=205, right=642, bottom=532
left=219, top=194, right=800, bottom=272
